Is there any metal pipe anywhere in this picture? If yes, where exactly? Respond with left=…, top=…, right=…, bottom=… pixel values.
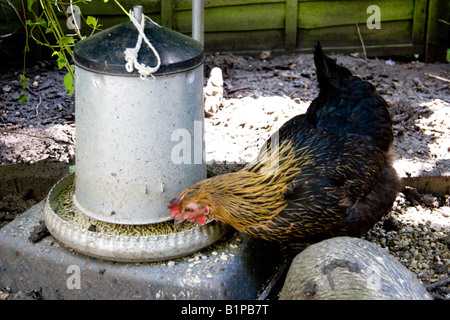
left=133, top=5, right=143, bottom=22
left=192, top=0, right=204, bottom=45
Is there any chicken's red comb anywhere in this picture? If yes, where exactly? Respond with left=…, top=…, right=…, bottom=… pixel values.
left=167, top=197, right=181, bottom=209
left=168, top=195, right=184, bottom=218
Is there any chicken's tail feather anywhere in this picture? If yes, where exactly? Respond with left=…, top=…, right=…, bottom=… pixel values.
left=314, top=42, right=352, bottom=90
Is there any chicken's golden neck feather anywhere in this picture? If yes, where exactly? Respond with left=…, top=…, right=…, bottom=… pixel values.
left=180, top=141, right=307, bottom=232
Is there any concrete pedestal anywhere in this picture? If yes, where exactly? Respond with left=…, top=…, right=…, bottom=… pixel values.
left=0, top=202, right=285, bottom=300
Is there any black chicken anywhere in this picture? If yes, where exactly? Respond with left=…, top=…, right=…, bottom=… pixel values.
left=169, top=42, right=400, bottom=242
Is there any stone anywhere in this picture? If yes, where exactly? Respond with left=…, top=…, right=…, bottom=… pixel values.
left=279, top=237, right=432, bottom=300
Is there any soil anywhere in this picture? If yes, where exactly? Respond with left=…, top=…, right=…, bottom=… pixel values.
left=202, top=53, right=450, bottom=178
left=0, top=50, right=449, bottom=299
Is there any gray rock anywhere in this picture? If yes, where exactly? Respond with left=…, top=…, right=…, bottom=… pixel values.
left=280, top=237, right=433, bottom=300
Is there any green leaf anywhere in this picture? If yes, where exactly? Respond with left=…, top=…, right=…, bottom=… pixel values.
left=52, top=51, right=67, bottom=70
left=59, top=36, right=75, bottom=46
left=64, top=69, right=75, bottom=95
left=26, top=17, right=46, bottom=28
left=19, top=74, right=28, bottom=89
left=45, top=20, right=54, bottom=33
left=19, top=93, right=28, bottom=103
left=57, top=58, right=67, bottom=70
left=69, top=165, right=76, bottom=173
left=23, top=45, right=30, bottom=54
left=27, top=0, right=37, bottom=12
left=86, top=16, right=98, bottom=29
left=36, top=18, right=47, bottom=28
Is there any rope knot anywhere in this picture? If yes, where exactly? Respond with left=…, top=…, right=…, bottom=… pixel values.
left=124, top=11, right=161, bottom=80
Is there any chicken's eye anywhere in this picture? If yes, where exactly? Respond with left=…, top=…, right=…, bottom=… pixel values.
left=184, top=207, right=193, bottom=213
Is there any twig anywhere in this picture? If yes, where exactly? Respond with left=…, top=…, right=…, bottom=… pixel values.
left=356, top=23, right=367, bottom=60
left=425, top=73, right=450, bottom=83
left=425, top=276, right=450, bottom=291
left=4, top=0, right=26, bottom=29
left=0, top=32, right=15, bottom=38
left=35, top=95, right=42, bottom=117
left=227, top=86, right=251, bottom=94
left=0, top=129, right=73, bottom=145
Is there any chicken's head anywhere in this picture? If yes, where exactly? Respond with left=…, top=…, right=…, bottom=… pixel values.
left=168, top=195, right=210, bottom=225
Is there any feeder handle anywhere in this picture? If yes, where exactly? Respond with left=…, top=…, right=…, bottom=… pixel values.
left=124, top=6, right=161, bottom=79
left=133, top=5, right=143, bottom=22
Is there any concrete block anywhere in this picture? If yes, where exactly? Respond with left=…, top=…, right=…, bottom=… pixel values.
left=0, top=202, right=285, bottom=300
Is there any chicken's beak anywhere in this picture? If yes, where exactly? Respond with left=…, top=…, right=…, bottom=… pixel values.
left=174, top=218, right=186, bottom=231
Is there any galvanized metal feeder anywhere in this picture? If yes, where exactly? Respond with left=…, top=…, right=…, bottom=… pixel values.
left=44, top=5, right=231, bottom=262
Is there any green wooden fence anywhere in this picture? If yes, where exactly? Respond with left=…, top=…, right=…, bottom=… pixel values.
left=0, top=0, right=448, bottom=68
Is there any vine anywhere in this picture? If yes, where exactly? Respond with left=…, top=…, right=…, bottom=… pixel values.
left=19, top=0, right=128, bottom=101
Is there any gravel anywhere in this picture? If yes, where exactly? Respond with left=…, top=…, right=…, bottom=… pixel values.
left=363, top=189, right=450, bottom=299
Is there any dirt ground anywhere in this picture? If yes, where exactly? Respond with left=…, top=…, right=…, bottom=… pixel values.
left=1, top=51, right=449, bottom=171
left=1, top=51, right=449, bottom=172
left=0, top=50, right=449, bottom=299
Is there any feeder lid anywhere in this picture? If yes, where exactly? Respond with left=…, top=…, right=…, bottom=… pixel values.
left=73, top=20, right=204, bottom=76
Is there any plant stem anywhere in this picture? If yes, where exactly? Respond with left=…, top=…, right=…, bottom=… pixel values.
left=20, top=0, right=29, bottom=76
left=39, top=1, right=74, bottom=82
left=113, top=0, right=130, bottom=17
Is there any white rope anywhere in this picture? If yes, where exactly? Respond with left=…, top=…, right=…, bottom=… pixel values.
left=124, top=11, right=161, bottom=80
left=69, top=0, right=81, bottom=35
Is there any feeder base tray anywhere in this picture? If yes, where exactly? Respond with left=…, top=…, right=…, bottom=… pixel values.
left=0, top=202, right=286, bottom=300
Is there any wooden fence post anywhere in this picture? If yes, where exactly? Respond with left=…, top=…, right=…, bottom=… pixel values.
left=285, top=0, right=298, bottom=50
left=425, top=0, right=449, bottom=62
left=161, top=0, right=174, bottom=29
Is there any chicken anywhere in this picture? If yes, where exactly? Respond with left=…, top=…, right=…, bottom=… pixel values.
left=168, top=43, right=400, bottom=242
